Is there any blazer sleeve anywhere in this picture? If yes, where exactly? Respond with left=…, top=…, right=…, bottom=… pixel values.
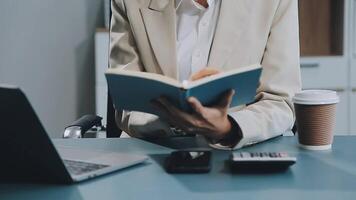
left=211, top=0, right=302, bottom=150
left=110, top=0, right=174, bottom=138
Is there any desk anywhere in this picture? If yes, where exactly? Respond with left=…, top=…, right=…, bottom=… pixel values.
left=1, top=136, right=356, bottom=200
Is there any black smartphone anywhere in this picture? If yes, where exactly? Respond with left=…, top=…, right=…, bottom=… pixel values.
left=165, top=150, right=211, bottom=173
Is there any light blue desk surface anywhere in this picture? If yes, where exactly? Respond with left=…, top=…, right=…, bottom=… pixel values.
left=1, top=136, right=356, bottom=200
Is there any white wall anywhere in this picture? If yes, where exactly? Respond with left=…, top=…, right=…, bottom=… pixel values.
left=0, top=0, right=104, bottom=137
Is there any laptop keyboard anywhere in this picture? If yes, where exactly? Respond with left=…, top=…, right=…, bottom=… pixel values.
left=63, top=159, right=109, bottom=176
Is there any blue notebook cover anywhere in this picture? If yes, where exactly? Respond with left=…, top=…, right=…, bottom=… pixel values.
left=106, top=64, right=262, bottom=116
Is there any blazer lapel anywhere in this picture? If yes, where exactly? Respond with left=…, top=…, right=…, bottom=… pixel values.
left=208, top=0, right=252, bottom=69
left=140, top=0, right=178, bottom=79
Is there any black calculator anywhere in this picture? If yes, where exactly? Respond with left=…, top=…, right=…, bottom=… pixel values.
left=229, top=152, right=297, bottom=173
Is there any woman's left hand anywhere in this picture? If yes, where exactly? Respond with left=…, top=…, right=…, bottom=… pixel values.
left=152, top=89, right=235, bottom=140
left=189, top=67, right=221, bottom=81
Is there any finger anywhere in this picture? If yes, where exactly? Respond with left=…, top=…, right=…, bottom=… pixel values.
left=151, top=99, right=172, bottom=119
left=157, top=97, right=197, bottom=124
left=187, top=97, right=206, bottom=116
left=152, top=99, right=188, bottom=127
left=150, top=99, right=161, bottom=109
left=156, top=97, right=208, bottom=132
left=190, top=67, right=220, bottom=81
left=156, top=97, right=181, bottom=115
left=191, top=68, right=220, bottom=81
left=217, top=89, right=235, bottom=109
left=151, top=99, right=174, bottom=115
left=155, top=98, right=182, bottom=120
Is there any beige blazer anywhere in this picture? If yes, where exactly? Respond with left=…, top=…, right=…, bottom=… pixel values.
left=109, top=0, right=301, bottom=149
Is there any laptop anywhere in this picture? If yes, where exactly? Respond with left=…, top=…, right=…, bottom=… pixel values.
left=0, top=85, right=148, bottom=183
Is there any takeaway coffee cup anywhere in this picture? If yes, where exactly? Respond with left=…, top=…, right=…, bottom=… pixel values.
left=292, top=90, right=339, bottom=150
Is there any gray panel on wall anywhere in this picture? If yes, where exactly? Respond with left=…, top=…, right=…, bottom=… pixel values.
left=0, top=0, right=104, bottom=137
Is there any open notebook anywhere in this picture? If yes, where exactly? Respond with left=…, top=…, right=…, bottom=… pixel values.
left=106, top=64, right=262, bottom=115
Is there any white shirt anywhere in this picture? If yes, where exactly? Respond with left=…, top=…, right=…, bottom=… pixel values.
left=175, top=0, right=221, bottom=82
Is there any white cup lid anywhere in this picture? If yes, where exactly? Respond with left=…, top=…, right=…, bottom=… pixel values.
left=292, top=90, right=339, bottom=105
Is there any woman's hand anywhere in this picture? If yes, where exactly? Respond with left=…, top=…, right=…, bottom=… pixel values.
left=152, top=89, right=235, bottom=141
left=190, top=67, right=221, bottom=81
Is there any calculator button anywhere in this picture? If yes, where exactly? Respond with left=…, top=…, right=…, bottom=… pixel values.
left=253, top=153, right=260, bottom=157
left=279, top=153, right=288, bottom=157
left=241, top=152, right=250, bottom=158
left=269, top=152, right=278, bottom=157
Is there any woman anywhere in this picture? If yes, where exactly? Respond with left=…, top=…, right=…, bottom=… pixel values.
left=109, top=0, right=301, bottom=150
